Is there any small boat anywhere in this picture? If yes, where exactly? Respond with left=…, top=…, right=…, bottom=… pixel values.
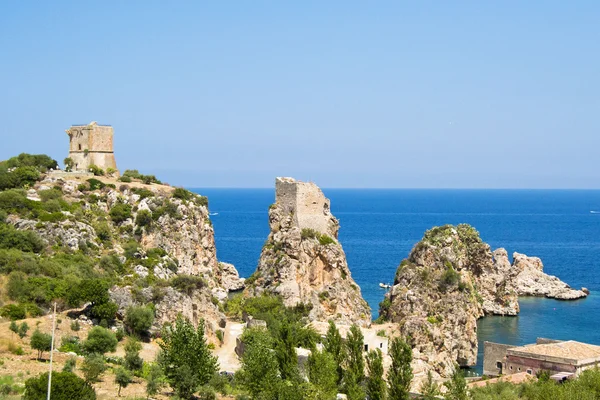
left=210, top=212, right=219, bottom=216
left=379, top=283, right=392, bottom=289
left=591, top=211, right=600, bottom=214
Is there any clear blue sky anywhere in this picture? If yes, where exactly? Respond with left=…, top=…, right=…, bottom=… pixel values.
left=1, top=1, right=598, bottom=188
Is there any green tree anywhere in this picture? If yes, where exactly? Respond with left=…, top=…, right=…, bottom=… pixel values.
left=109, top=203, right=132, bottom=224
left=420, top=370, right=440, bottom=400
left=387, top=337, right=413, bottom=400
left=275, top=322, right=299, bottom=381
left=124, top=305, right=154, bottom=337
left=114, top=367, right=133, bottom=397
left=83, top=326, right=118, bottom=355
left=18, top=321, right=29, bottom=338
left=30, top=329, right=52, bottom=360
left=145, top=363, right=165, bottom=399
left=9, top=320, right=18, bottom=335
left=323, top=320, right=345, bottom=385
left=345, top=324, right=365, bottom=387
left=307, top=349, right=338, bottom=400
left=23, top=371, right=96, bottom=400
left=158, top=315, right=219, bottom=399
left=81, top=353, right=107, bottom=383
left=124, top=338, right=144, bottom=372
left=135, top=209, right=152, bottom=227
left=366, top=349, right=386, bottom=400
left=444, top=367, right=468, bottom=400
left=236, top=328, right=280, bottom=399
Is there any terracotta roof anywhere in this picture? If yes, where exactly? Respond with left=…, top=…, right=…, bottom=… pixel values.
left=468, top=372, right=535, bottom=388
left=507, top=341, right=600, bottom=363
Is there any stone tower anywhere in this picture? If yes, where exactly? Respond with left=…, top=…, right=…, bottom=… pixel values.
left=66, top=121, right=118, bottom=173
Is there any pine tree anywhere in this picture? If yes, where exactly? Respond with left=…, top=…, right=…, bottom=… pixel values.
left=307, top=349, right=338, bottom=399
left=444, top=367, right=468, bottom=400
left=124, top=338, right=143, bottom=372
left=323, top=320, right=345, bottom=385
left=158, top=315, right=219, bottom=399
left=420, top=370, right=440, bottom=400
left=275, top=322, right=299, bottom=381
left=115, top=367, right=132, bottom=397
left=387, top=337, right=413, bottom=400
left=366, top=349, right=386, bottom=400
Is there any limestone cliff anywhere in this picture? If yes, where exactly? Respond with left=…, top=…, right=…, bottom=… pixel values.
left=7, top=173, right=237, bottom=335
left=248, top=177, right=371, bottom=326
left=380, top=224, right=519, bottom=376
left=512, top=252, right=588, bottom=300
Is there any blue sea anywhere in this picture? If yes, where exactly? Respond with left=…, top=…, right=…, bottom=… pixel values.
left=192, top=189, right=600, bottom=373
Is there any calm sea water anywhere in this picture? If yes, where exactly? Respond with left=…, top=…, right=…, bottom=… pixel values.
left=192, top=189, right=600, bottom=373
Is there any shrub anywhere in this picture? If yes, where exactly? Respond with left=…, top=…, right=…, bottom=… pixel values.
left=64, top=157, right=74, bottom=172
left=301, top=228, right=319, bottom=240
left=30, top=330, right=53, bottom=360
left=81, top=353, right=107, bottom=383
left=318, top=234, right=336, bottom=246
left=216, top=329, right=224, bottom=344
left=63, top=357, right=77, bottom=373
left=18, top=322, right=29, bottom=338
left=23, top=371, right=96, bottom=400
left=115, top=367, right=133, bottom=396
left=83, top=326, right=118, bottom=355
left=170, top=275, right=207, bottom=296
left=9, top=320, right=19, bottom=335
left=124, top=306, right=155, bottom=337
left=440, top=266, right=461, bottom=288
left=172, top=188, right=193, bottom=201
left=59, top=336, right=82, bottom=354
left=1, top=303, right=26, bottom=320
left=90, top=301, right=118, bottom=322
left=124, top=338, right=143, bottom=372
left=135, top=209, right=152, bottom=227
left=116, top=327, right=125, bottom=342
left=88, top=165, right=104, bottom=176
left=0, top=224, right=45, bottom=253
left=118, top=175, right=132, bottom=183
left=109, top=203, right=132, bottom=224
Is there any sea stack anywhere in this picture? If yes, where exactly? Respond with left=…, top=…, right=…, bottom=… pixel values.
left=380, top=224, right=519, bottom=376
left=248, top=177, right=371, bottom=326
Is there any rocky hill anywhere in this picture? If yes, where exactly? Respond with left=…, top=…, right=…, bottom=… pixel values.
left=0, top=154, right=241, bottom=339
left=246, top=177, right=371, bottom=326
left=380, top=224, right=587, bottom=377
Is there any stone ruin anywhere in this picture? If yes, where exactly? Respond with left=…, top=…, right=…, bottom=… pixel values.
left=65, top=121, right=118, bottom=174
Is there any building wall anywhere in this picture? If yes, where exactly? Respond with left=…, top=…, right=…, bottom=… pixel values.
left=275, top=177, right=333, bottom=236
left=483, top=342, right=513, bottom=376
left=66, top=123, right=117, bottom=172
left=505, top=354, right=576, bottom=376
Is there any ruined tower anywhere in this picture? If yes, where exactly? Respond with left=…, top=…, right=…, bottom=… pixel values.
left=65, top=121, right=118, bottom=173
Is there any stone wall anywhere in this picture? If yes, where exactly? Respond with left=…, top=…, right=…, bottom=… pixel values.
left=483, top=341, right=513, bottom=376
left=66, top=122, right=118, bottom=173
left=275, top=177, right=334, bottom=237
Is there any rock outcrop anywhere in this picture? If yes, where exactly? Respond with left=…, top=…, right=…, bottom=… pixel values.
left=382, top=224, right=588, bottom=377
left=512, top=252, right=588, bottom=300
left=381, top=225, right=519, bottom=376
left=248, top=177, right=371, bottom=326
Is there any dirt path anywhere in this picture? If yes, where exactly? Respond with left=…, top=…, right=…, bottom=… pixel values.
left=214, top=322, right=244, bottom=372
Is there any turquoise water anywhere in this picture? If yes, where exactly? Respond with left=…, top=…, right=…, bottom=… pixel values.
left=193, top=188, right=600, bottom=373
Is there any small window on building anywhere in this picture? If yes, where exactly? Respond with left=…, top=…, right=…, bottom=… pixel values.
left=496, top=362, right=502, bottom=369
left=510, top=366, right=513, bottom=370
left=518, top=367, right=521, bottom=372
left=364, top=344, right=368, bottom=352
left=380, top=343, right=383, bottom=349
left=78, top=144, right=81, bottom=150
left=527, top=369, right=533, bottom=375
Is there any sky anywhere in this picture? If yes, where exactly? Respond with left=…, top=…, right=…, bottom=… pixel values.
left=1, top=1, right=599, bottom=188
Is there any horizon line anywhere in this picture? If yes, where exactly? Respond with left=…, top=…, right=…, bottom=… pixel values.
left=186, top=187, right=600, bottom=191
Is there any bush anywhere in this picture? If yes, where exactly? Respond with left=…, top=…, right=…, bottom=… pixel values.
left=124, top=338, right=144, bottom=372
left=18, top=321, right=29, bottom=338
left=88, top=165, right=104, bottom=176
left=301, top=228, right=319, bottom=240
left=172, top=188, right=193, bottom=201
left=63, top=357, right=77, bottom=373
left=118, top=175, right=132, bottom=183
left=318, top=234, right=336, bottom=246
left=124, top=306, right=155, bottom=337
left=109, top=203, right=132, bottom=224
left=170, top=275, right=207, bottom=296
left=23, top=371, right=96, bottom=400
left=0, top=303, right=26, bottom=320
left=135, top=209, right=152, bottom=227
left=90, top=301, right=118, bottom=322
left=71, top=320, right=81, bottom=332
left=81, top=353, right=107, bottom=383
left=115, top=367, right=133, bottom=396
left=83, top=326, right=118, bottom=355
left=216, top=329, right=224, bottom=344
left=59, top=336, right=82, bottom=354
left=440, top=266, right=461, bottom=288
left=0, top=223, right=45, bottom=253
left=86, top=178, right=105, bottom=191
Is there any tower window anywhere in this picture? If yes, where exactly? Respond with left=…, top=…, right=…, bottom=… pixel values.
left=78, top=144, right=82, bottom=150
